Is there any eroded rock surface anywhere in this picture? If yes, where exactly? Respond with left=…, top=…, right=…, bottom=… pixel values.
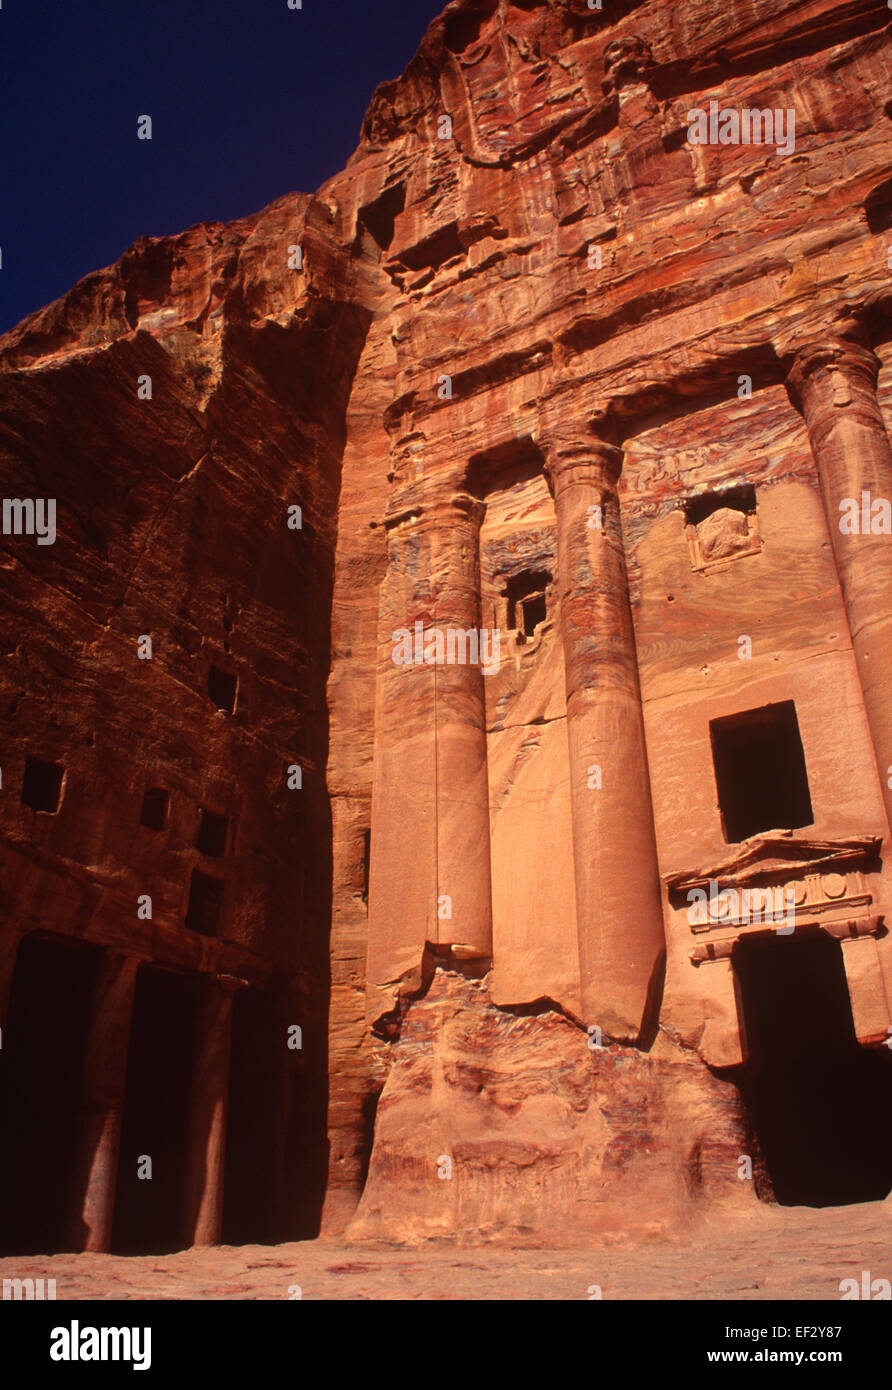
left=1, top=0, right=892, bottom=1254
left=349, top=971, right=750, bottom=1244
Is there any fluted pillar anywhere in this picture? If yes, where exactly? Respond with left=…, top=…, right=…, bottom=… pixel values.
left=66, top=950, right=140, bottom=1252
left=366, top=484, right=493, bottom=1022
left=544, top=422, right=664, bottom=1040
left=182, top=977, right=236, bottom=1247
left=788, top=320, right=892, bottom=827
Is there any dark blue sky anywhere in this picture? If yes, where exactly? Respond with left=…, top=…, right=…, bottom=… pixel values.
left=1, top=0, right=445, bottom=333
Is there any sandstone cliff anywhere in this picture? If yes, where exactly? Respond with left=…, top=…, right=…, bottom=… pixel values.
left=2, top=0, right=892, bottom=1247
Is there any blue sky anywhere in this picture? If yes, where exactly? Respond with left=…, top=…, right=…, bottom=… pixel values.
left=1, top=0, right=445, bottom=331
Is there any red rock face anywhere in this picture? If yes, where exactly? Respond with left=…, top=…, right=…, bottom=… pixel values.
left=2, top=0, right=892, bottom=1252
left=348, top=971, right=749, bottom=1245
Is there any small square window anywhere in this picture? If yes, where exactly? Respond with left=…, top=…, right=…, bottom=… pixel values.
left=196, top=809, right=228, bottom=858
left=140, top=787, right=170, bottom=831
left=208, top=665, right=237, bottom=713
left=22, top=757, right=64, bottom=813
left=185, top=869, right=224, bottom=937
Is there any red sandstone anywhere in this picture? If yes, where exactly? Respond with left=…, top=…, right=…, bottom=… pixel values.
left=0, top=0, right=891, bottom=1275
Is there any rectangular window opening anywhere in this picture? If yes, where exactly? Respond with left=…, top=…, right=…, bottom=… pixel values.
left=185, top=869, right=225, bottom=938
left=196, top=809, right=229, bottom=858
left=710, top=701, right=813, bottom=843
left=22, top=757, right=64, bottom=814
left=208, top=665, right=237, bottom=714
left=140, top=787, right=170, bottom=831
left=504, top=569, right=551, bottom=640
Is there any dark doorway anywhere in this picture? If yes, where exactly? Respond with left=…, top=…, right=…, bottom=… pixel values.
left=0, top=934, right=102, bottom=1254
left=111, top=966, right=201, bottom=1254
left=221, top=989, right=278, bottom=1245
left=710, top=701, right=813, bottom=842
left=734, top=930, right=892, bottom=1206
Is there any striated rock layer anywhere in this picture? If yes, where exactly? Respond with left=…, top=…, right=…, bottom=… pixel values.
left=1, top=0, right=892, bottom=1252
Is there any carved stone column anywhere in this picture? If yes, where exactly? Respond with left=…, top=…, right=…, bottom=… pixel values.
left=66, top=951, right=140, bottom=1252
left=0, top=925, right=25, bottom=1053
left=366, top=490, right=438, bottom=1022
left=699, top=957, right=747, bottom=1069
left=788, top=321, right=892, bottom=827
left=543, top=422, right=665, bottom=1040
left=182, top=977, right=237, bottom=1247
left=366, top=484, right=493, bottom=1023
left=430, top=491, right=493, bottom=960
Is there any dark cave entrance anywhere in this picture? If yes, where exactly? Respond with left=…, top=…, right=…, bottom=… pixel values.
left=0, top=934, right=102, bottom=1255
left=734, top=929, right=892, bottom=1206
left=111, top=966, right=201, bottom=1255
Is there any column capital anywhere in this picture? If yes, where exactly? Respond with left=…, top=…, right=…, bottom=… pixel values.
left=384, top=485, right=486, bottom=535
left=442, top=489, right=487, bottom=528
left=540, top=420, right=623, bottom=495
left=786, top=317, right=880, bottom=409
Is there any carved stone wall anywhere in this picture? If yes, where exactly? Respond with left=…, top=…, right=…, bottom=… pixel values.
left=1, top=0, right=892, bottom=1247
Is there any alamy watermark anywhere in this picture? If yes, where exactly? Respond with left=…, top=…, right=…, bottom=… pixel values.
left=687, top=879, right=796, bottom=934
left=392, top=623, right=501, bottom=676
left=3, top=1276, right=56, bottom=1300
left=839, top=490, right=891, bottom=534
left=2, top=498, right=56, bottom=545
left=50, top=1321, right=151, bottom=1371
left=687, top=101, right=796, bottom=156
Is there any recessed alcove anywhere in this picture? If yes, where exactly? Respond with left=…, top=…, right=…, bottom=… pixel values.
left=356, top=182, right=406, bottom=255
left=683, top=484, right=760, bottom=569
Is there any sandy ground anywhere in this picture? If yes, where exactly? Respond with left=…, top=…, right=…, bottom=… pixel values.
left=1, top=1201, right=890, bottom=1300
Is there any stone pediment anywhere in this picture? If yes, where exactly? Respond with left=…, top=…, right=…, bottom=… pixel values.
left=665, top=832, right=882, bottom=898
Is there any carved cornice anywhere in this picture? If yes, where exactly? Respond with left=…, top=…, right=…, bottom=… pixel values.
left=666, top=833, right=882, bottom=896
